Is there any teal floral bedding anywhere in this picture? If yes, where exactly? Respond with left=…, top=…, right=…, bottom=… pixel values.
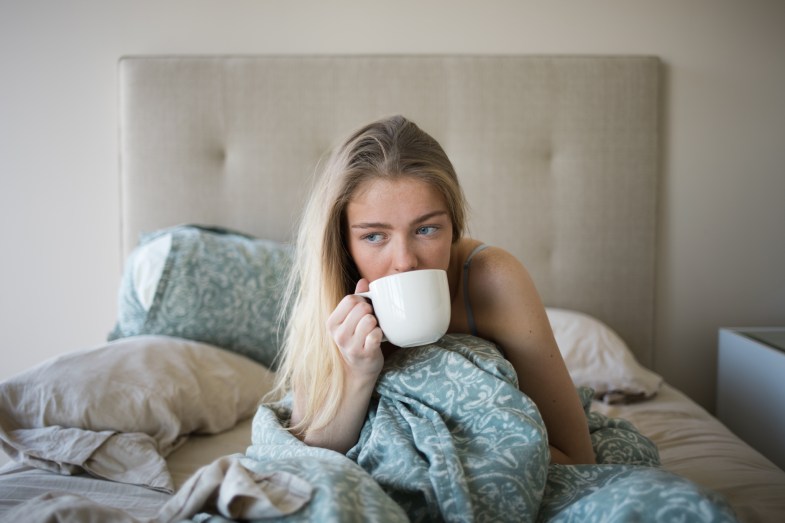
left=242, top=335, right=738, bottom=522
left=110, top=225, right=292, bottom=368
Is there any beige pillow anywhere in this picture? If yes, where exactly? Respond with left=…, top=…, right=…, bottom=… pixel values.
left=0, top=335, right=274, bottom=493
left=546, top=308, right=662, bottom=403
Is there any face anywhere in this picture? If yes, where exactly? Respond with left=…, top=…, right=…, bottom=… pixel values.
left=345, top=177, right=453, bottom=282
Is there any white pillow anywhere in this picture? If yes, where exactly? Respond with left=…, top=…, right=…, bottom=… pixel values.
left=546, top=308, right=662, bottom=403
left=132, top=232, right=172, bottom=311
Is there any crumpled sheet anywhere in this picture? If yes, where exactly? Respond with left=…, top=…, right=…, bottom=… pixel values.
left=0, top=455, right=312, bottom=523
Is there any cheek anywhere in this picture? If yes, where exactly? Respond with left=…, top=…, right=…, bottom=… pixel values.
left=418, top=238, right=452, bottom=271
left=347, top=241, right=380, bottom=279
left=435, top=240, right=454, bottom=269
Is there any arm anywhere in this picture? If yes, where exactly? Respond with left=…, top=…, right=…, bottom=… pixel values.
left=290, top=279, right=384, bottom=454
left=469, top=248, right=596, bottom=465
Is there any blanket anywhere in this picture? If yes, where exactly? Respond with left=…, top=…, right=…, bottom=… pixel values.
left=243, top=334, right=738, bottom=522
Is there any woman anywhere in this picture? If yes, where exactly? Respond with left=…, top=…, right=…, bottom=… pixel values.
left=273, top=115, right=595, bottom=465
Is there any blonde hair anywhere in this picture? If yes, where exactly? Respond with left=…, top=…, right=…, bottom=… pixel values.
left=272, top=115, right=467, bottom=434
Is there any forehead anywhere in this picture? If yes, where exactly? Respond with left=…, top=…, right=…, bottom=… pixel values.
left=348, top=177, right=448, bottom=216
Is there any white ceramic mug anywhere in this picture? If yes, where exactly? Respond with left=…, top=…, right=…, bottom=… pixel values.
left=356, top=269, right=451, bottom=348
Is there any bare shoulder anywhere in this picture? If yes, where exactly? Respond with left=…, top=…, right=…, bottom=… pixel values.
left=466, top=245, right=535, bottom=303
left=461, top=244, right=594, bottom=464
left=452, top=240, right=521, bottom=279
left=466, top=245, right=552, bottom=349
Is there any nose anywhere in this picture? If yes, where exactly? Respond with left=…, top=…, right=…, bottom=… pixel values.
left=392, top=239, right=418, bottom=273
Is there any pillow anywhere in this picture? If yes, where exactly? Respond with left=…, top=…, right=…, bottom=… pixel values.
left=109, top=225, right=292, bottom=368
left=0, top=335, right=275, bottom=493
left=546, top=308, right=662, bottom=403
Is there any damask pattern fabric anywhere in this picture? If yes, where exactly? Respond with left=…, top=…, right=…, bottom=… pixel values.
left=244, top=404, right=410, bottom=523
left=244, top=335, right=738, bottom=522
left=539, top=465, right=736, bottom=522
left=109, top=225, right=292, bottom=368
left=349, top=335, right=549, bottom=521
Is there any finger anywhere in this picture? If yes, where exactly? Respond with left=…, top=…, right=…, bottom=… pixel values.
left=340, top=302, right=376, bottom=342
left=354, top=312, right=379, bottom=340
left=327, top=294, right=368, bottom=332
left=346, top=298, right=375, bottom=327
left=338, top=314, right=380, bottom=363
left=331, top=300, right=375, bottom=347
left=365, top=326, right=384, bottom=349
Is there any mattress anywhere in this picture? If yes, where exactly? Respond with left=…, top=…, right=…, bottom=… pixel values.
left=592, top=384, right=785, bottom=523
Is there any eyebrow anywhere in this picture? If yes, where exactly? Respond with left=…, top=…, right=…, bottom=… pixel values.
left=350, top=210, right=449, bottom=230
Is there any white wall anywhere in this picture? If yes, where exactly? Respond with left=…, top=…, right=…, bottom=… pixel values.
left=1, top=0, right=784, bottom=411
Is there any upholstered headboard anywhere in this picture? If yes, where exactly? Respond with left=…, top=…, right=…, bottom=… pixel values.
left=118, top=55, right=659, bottom=366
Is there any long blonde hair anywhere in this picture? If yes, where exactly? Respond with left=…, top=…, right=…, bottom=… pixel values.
left=273, top=115, right=468, bottom=434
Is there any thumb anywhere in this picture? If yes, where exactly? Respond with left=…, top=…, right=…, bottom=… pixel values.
left=355, top=278, right=370, bottom=294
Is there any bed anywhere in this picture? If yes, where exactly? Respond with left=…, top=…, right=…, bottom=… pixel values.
left=1, top=55, right=784, bottom=522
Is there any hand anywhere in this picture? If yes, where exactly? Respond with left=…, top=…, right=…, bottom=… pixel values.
left=326, top=279, right=384, bottom=380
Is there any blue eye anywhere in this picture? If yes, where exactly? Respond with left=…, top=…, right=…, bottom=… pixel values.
left=416, top=226, right=438, bottom=236
left=362, top=232, right=384, bottom=244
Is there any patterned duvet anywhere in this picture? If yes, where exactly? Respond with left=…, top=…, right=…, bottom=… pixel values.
left=243, top=335, right=738, bottom=522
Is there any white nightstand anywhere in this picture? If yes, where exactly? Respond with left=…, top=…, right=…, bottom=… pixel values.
left=717, top=327, right=785, bottom=471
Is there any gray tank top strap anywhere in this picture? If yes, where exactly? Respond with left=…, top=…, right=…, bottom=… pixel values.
left=462, top=243, right=490, bottom=337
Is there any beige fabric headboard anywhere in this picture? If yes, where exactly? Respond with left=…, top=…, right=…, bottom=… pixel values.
left=119, top=55, right=659, bottom=366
